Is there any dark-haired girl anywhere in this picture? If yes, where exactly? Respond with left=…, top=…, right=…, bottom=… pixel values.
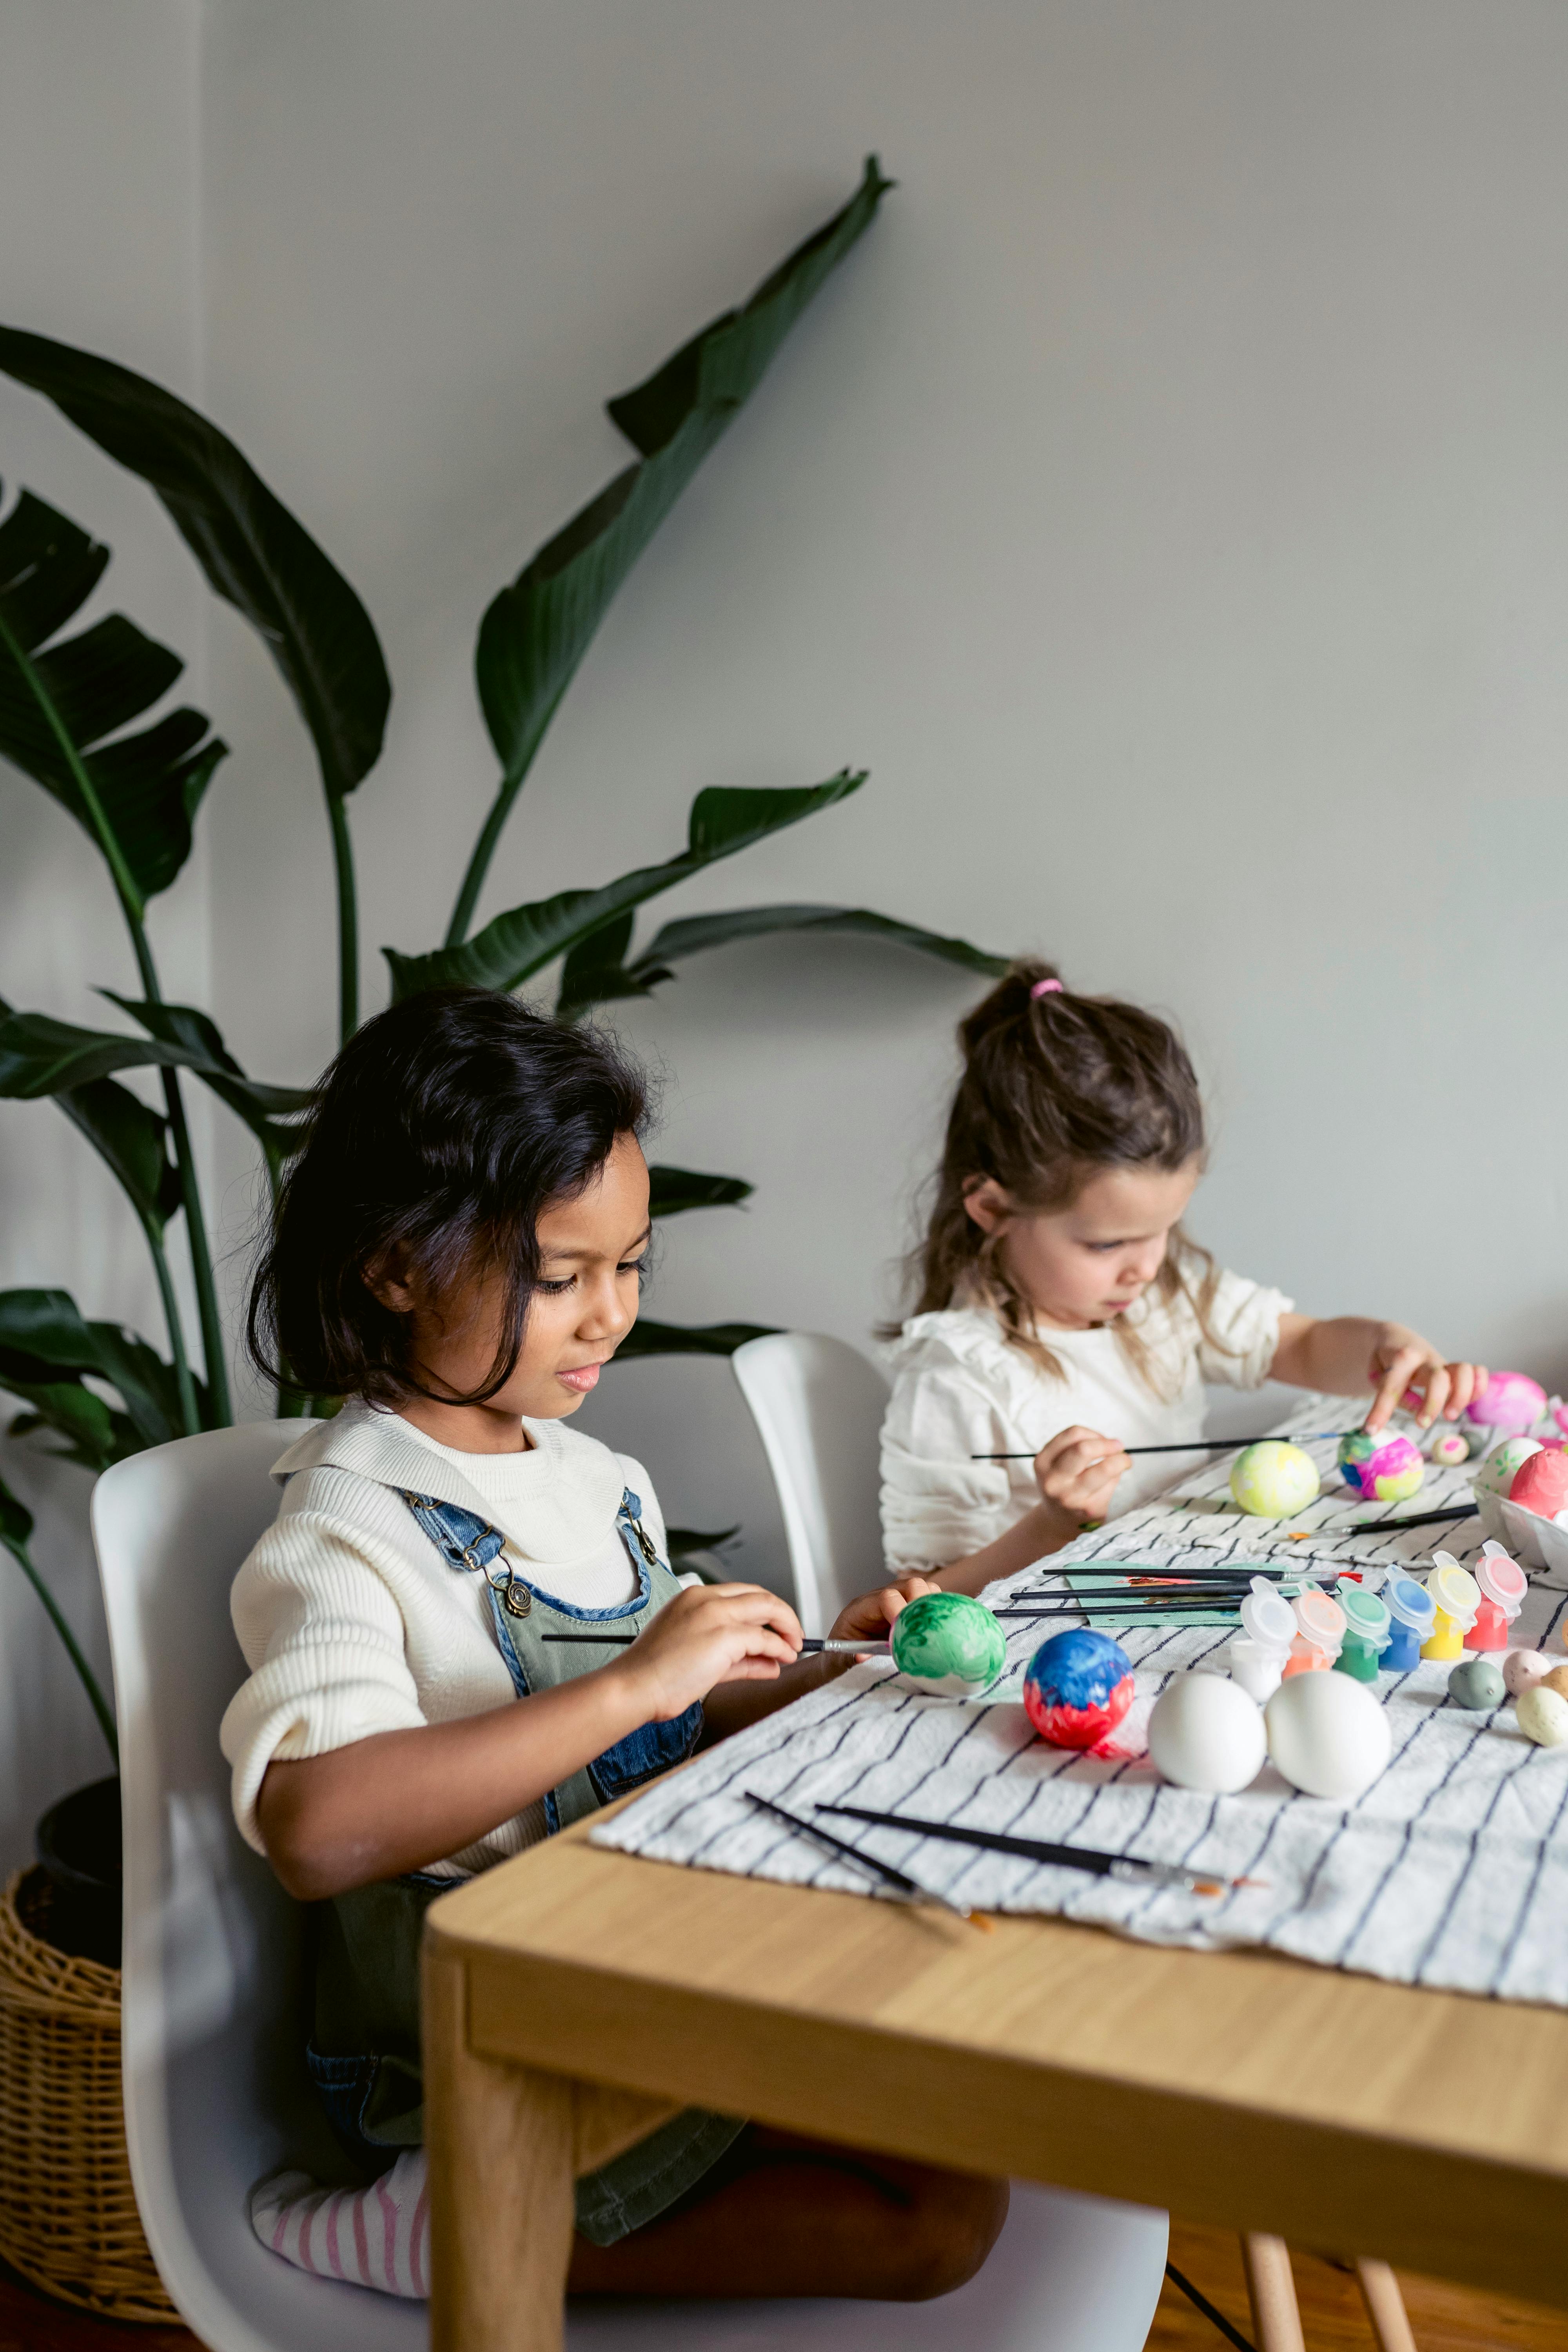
left=223, top=989, right=1001, bottom=2301
left=880, top=963, right=1486, bottom=1590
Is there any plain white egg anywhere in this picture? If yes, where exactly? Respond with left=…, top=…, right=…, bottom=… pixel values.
left=1265, top=1673, right=1392, bottom=1800
left=1147, top=1673, right=1267, bottom=1794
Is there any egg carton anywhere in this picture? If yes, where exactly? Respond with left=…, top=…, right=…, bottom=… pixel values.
left=1475, top=1489, right=1568, bottom=1586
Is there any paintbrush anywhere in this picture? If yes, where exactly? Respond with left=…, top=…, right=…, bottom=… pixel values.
left=972, top=1431, right=1352, bottom=1460
left=996, top=1602, right=1245, bottom=1621
left=743, top=1792, right=988, bottom=1927
left=1340, top=1505, right=1478, bottom=1536
left=815, top=1803, right=1265, bottom=1897
left=543, top=1633, right=889, bottom=1653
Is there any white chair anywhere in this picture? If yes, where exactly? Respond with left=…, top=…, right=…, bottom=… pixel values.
left=731, top=1333, right=892, bottom=1635
left=94, top=1423, right=1169, bottom=2352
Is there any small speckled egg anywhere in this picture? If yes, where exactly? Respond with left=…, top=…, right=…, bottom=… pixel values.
left=1541, top=1664, right=1568, bottom=1705
left=1230, top=1441, right=1321, bottom=1518
left=1473, top=1437, right=1544, bottom=1499
left=1503, top=1649, right=1555, bottom=1698
left=1517, top=1686, right=1568, bottom=1748
left=1448, top=1658, right=1506, bottom=1710
left=1428, top=1429, right=1470, bottom=1466
left=1147, top=1674, right=1267, bottom=1794
left=1338, top=1428, right=1424, bottom=1504
left=1265, top=1673, right=1393, bottom=1800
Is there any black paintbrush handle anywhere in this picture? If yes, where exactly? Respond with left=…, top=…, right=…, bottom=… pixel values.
left=818, top=1803, right=1116, bottom=1877
left=744, top=1793, right=927, bottom=1898
left=973, top=1432, right=1352, bottom=1460
left=1342, top=1506, right=1477, bottom=1535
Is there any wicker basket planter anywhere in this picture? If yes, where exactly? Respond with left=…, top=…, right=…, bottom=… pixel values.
left=0, top=1866, right=177, bottom=2323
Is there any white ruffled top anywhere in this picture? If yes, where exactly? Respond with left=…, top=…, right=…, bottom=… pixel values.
left=878, top=1259, right=1292, bottom=1576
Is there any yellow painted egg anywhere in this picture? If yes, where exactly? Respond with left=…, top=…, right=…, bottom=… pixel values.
left=1230, top=1441, right=1321, bottom=1519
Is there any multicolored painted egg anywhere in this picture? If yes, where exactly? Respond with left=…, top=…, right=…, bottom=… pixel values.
left=890, top=1592, right=1006, bottom=1697
left=1465, top=1370, right=1547, bottom=1436
left=1022, top=1628, right=1134, bottom=1750
left=1428, top=1428, right=1469, bottom=1466
left=1337, top=1428, right=1424, bottom=1504
left=1229, top=1441, right=1321, bottom=1518
left=1473, top=1436, right=1543, bottom=1499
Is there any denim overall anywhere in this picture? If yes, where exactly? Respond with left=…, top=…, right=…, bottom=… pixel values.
left=307, top=1485, right=742, bottom=2243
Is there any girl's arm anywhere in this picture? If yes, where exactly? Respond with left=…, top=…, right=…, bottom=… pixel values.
left=1269, top=1313, right=1486, bottom=1431
left=256, top=1582, right=802, bottom=1901
left=916, top=1424, right=1131, bottom=1594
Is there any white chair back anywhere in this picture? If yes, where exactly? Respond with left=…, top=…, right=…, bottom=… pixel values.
left=731, top=1333, right=890, bottom=1635
left=93, top=1423, right=426, bottom=2352
left=93, top=1419, right=1167, bottom=2352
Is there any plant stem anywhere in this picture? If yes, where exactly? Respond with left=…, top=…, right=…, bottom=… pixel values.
left=446, top=760, right=531, bottom=946
left=328, top=793, right=359, bottom=1040
left=4, top=1539, right=118, bottom=1764
left=141, top=1214, right=200, bottom=1435
left=3, top=610, right=233, bottom=1426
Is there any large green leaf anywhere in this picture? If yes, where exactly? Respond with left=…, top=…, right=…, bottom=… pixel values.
left=0, top=331, right=389, bottom=804
left=615, top=1318, right=775, bottom=1360
left=56, top=1075, right=183, bottom=1236
left=389, top=774, right=864, bottom=1001
left=450, top=157, right=892, bottom=943
left=101, top=995, right=312, bottom=1163
left=0, top=1004, right=310, bottom=1164
left=558, top=901, right=1010, bottom=1013
left=0, top=1286, right=188, bottom=1456
left=648, top=1165, right=753, bottom=1218
left=0, top=1471, right=117, bottom=1760
left=0, top=485, right=226, bottom=907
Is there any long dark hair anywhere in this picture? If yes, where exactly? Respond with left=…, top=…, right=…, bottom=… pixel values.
left=892, top=959, right=1228, bottom=1394
left=248, top=989, right=650, bottom=1406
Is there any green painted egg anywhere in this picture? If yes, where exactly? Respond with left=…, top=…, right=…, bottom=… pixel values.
left=1448, top=1658, right=1505, bottom=1711
left=1229, top=1440, right=1321, bottom=1519
left=890, top=1592, right=1006, bottom=1697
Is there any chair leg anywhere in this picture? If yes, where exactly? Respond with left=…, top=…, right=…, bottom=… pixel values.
left=1241, top=2233, right=1305, bottom=2352
left=1356, top=2257, right=1419, bottom=2352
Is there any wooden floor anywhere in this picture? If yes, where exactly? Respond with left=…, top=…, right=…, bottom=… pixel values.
left=3, top=2224, right=1562, bottom=2348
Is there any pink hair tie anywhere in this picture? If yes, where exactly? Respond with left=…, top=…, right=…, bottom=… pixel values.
left=1031, top=977, right=1064, bottom=998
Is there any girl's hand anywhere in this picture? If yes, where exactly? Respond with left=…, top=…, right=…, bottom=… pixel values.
left=829, top=1573, right=943, bottom=1649
left=614, top=1583, right=804, bottom=1722
left=1365, top=1327, right=1488, bottom=1431
left=1033, top=1425, right=1130, bottom=1526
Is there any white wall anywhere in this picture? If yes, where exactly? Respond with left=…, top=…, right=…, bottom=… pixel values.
left=8, top=3, right=1568, bottom=1846
left=197, top=0, right=1568, bottom=1553
left=0, top=0, right=206, bottom=1866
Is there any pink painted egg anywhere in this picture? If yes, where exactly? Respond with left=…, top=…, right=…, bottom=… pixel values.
left=1504, top=1650, right=1555, bottom=1699
left=1466, top=1370, right=1547, bottom=1436
left=1509, top=1450, right=1568, bottom=1519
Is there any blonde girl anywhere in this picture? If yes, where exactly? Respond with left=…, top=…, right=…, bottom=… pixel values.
left=880, top=962, right=1485, bottom=1590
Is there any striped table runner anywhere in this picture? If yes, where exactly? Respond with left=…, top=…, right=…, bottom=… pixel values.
left=593, top=1398, right=1568, bottom=2007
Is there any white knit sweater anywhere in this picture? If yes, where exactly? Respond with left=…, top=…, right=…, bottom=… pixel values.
left=218, top=1401, right=665, bottom=1876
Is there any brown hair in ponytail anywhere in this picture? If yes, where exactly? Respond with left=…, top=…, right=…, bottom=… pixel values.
left=891, top=959, right=1230, bottom=1395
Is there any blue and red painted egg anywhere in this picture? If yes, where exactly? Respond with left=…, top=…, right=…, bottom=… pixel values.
left=1022, top=1628, right=1134, bottom=1751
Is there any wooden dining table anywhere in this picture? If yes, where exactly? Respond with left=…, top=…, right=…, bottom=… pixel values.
left=421, top=1795, right=1568, bottom=2351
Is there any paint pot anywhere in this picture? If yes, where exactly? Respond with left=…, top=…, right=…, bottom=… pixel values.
left=1229, top=1577, right=1298, bottom=1704
left=1421, top=1557, right=1481, bottom=1662
left=1448, top=1657, right=1506, bottom=1711
left=1333, top=1579, right=1392, bottom=1684
left=1382, top=1572, right=1436, bottom=1671
left=1465, top=1541, right=1526, bottom=1653
left=1281, top=1586, right=1346, bottom=1679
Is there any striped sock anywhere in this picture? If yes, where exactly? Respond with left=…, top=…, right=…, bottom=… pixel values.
left=250, top=2151, right=430, bottom=2299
